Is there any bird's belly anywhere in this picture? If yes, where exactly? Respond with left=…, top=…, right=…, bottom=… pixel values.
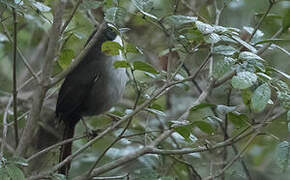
left=81, top=67, right=127, bottom=116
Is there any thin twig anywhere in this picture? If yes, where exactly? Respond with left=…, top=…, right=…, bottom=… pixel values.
left=61, top=0, right=83, bottom=34
left=170, top=156, right=202, bottom=180
left=27, top=135, right=87, bottom=162
left=92, top=173, right=129, bottom=180
left=257, top=27, right=283, bottom=55
left=0, top=21, right=40, bottom=83
left=12, top=8, right=19, bottom=146
left=0, top=97, right=13, bottom=159
left=248, top=0, right=275, bottom=42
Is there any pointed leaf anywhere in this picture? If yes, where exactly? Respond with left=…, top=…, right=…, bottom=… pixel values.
left=6, top=164, right=25, bottom=180
left=282, top=9, right=290, bottom=31
left=213, top=45, right=237, bottom=56
left=231, top=71, right=257, bottom=89
left=231, top=36, right=257, bottom=53
left=101, top=41, right=123, bottom=56
left=164, top=15, right=197, bottom=26
left=32, top=1, right=51, bottom=12
left=227, top=112, right=248, bottom=127
left=133, top=61, right=158, bottom=74
left=105, top=7, right=127, bottom=27
left=113, top=60, right=130, bottom=68
left=275, top=141, right=290, bottom=172
left=251, top=83, right=271, bottom=112
left=195, top=21, right=214, bottom=34
left=239, top=51, right=264, bottom=61
left=204, top=33, right=220, bottom=44
left=58, top=49, right=75, bottom=69
left=189, top=103, right=216, bottom=112
left=192, top=121, right=215, bottom=134
left=132, top=0, right=157, bottom=19
left=125, top=43, right=139, bottom=54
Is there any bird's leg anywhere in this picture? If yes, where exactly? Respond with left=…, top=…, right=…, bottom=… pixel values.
left=81, top=118, right=100, bottom=139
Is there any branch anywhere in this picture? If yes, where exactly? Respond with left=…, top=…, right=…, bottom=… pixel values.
left=81, top=79, right=216, bottom=179
left=61, top=0, right=83, bottom=34
left=12, top=7, right=19, bottom=146
left=0, top=21, right=40, bottom=83
left=257, top=27, right=283, bottom=55
left=15, top=1, right=65, bottom=156
left=26, top=135, right=87, bottom=163
left=248, top=0, right=275, bottom=42
left=28, top=47, right=213, bottom=180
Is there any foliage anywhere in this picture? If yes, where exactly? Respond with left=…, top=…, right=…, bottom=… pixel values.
left=0, top=0, right=290, bottom=179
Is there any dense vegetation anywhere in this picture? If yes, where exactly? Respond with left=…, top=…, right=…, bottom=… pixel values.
left=0, top=0, right=289, bottom=179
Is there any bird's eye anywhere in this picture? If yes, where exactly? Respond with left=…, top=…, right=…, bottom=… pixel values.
left=104, top=27, right=117, bottom=41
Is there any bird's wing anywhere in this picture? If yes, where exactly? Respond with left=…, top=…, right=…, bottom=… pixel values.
left=56, top=68, right=99, bottom=122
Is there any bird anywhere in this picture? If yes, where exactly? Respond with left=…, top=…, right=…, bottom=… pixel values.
left=55, top=24, right=128, bottom=175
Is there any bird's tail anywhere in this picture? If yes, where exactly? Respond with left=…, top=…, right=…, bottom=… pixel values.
left=58, top=122, right=76, bottom=175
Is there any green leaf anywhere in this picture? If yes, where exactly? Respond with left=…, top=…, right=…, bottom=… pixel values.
left=192, top=121, right=215, bottom=134
left=239, top=51, right=264, bottom=61
left=125, top=43, right=139, bottom=54
left=189, top=103, right=216, bottom=112
left=32, top=1, right=51, bottom=12
left=277, top=91, right=290, bottom=110
left=231, top=71, right=257, bottom=89
left=213, top=25, right=228, bottom=33
left=113, top=60, right=130, bottom=68
left=204, top=33, right=220, bottom=44
left=288, top=123, right=290, bottom=133
left=275, top=141, right=290, bottom=172
left=0, top=167, right=9, bottom=180
left=132, top=0, right=157, bottom=19
left=52, top=174, right=67, bottom=180
left=243, top=26, right=264, bottom=43
left=216, top=105, right=237, bottom=115
left=164, top=15, right=197, bottom=26
left=227, top=112, right=248, bottom=127
left=251, top=83, right=271, bottom=112
left=282, top=9, right=290, bottom=31
left=58, top=49, right=75, bottom=69
left=195, top=21, right=214, bottom=34
left=241, top=89, right=252, bottom=105
left=213, top=57, right=236, bottom=78
left=174, top=125, right=192, bottom=142
left=101, top=41, right=123, bottom=56
left=104, top=7, right=127, bottom=27
left=213, top=45, right=237, bottom=56
left=6, top=164, right=25, bottom=180
left=133, top=61, right=158, bottom=74
left=231, top=36, right=257, bottom=53
left=287, top=111, right=290, bottom=121
left=80, top=0, right=102, bottom=10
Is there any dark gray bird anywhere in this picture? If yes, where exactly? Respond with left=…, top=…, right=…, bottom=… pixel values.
left=56, top=25, right=128, bottom=175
